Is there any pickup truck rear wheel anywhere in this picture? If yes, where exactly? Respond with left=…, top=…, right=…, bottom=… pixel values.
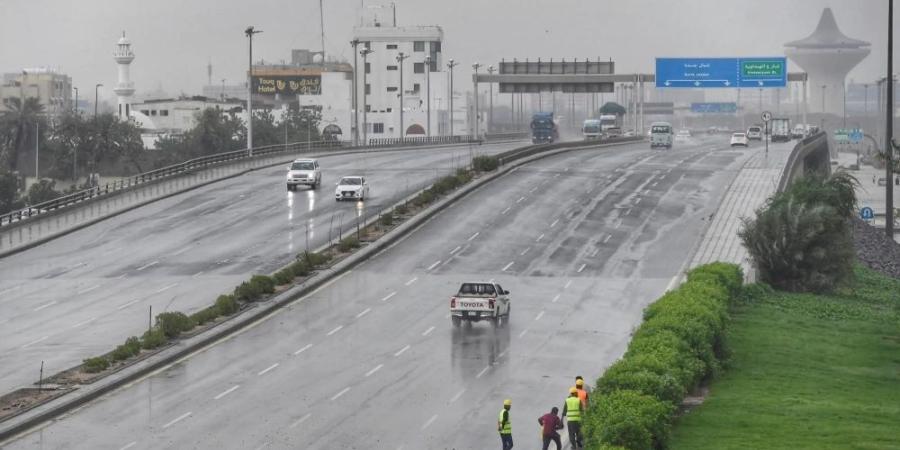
left=451, top=316, right=461, bottom=327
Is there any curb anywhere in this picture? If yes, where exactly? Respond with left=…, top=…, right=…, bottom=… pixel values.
left=0, top=138, right=637, bottom=443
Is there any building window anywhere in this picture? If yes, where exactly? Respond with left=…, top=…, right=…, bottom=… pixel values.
left=413, top=41, right=425, bottom=52
left=386, top=44, right=398, bottom=50
left=365, top=84, right=371, bottom=95
left=386, top=86, right=398, bottom=92
left=386, top=108, right=393, bottom=113
left=373, top=123, right=385, bottom=134
left=386, top=65, right=398, bottom=71
left=160, top=110, right=169, bottom=116
left=365, top=62, right=371, bottom=74
left=363, top=41, right=371, bottom=50
left=413, top=83, right=420, bottom=93
left=141, top=110, right=150, bottom=116
left=429, top=61, right=438, bottom=72
left=365, top=104, right=371, bottom=112
left=150, top=110, right=157, bottom=116
left=430, top=41, right=441, bottom=53
left=414, top=63, right=425, bottom=74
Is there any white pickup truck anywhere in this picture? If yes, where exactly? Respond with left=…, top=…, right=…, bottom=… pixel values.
left=450, top=282, right=511, bottom=328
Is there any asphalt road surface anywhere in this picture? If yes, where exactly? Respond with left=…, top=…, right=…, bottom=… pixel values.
left=2, top=135, right=763, bottom=449
left=0, top=141, right=522, bottom=394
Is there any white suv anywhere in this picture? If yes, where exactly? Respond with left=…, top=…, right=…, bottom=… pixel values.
left=286, top=159, right=322, bottom=191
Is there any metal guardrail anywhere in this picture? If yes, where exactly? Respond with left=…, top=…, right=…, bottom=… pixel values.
left=485, top=131, right=530, bottom=141
left=0, top=137, right=483, bottom=227
left=496, top=136, right=642, bottom=166
left=776, top=131, right=828, bottom=193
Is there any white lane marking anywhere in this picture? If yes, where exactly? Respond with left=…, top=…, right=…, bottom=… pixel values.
left=289, top=413, right=312, bottom=429
left=449, top=246, right=461, bottom=255
left=468, top=232, right=480, bottom=241
left=365, top=364, right=384, bottom=377
left=518, top=329, right=529, bottom=338
left=136, top=261, right=158, bottom=271
left=555, top=173, right=561, bottom=178
left=294, top=344, right=313, bottom=355
left=214, top=385, right=240, bottom=400
left=604, top=235, right=612, bottom=243
left=502, top=261, right=514, bottom=271
left=0, top=285, right=21, bottom=296
left=625, top=208, right=632, bottom=216
left=155, top=283, right=178, bottom=294
left=119, top=442, right=137, bottom=450
left=326, top=325, right=343, bottom=336
left=501, top=206, right=512, bottom=215
left=422, top=326, right=435, bottom=337
left=253, top=443, right=269, bottom=450
left=76, top=284, right=100, bottom=295
left=421, top=414, right=439, bottom=430
left=516, top=196, right=526, bottom=203
left=550, top=219, right=559, bottom=228
left=192, top=271, right=204, bottom=278
left=520, top=247, right=531, bottom=256
left=529, top=186, right=538, bottom=193
left=72, top=317, right=97, bottom=328
left=405, top=277, right=418, bottom=286
left=588, top=247, right=600, bottom=258
left=614, top=221, right=622, bottom=229
left=427, top=260, right=441, bottom=271
left=331, top=387, right=351, bottom=401
left=476, top=366, right=490, bottom=378
left=394, top=344, right=411, bottom=357
left=652, top=181, right=659, bottom=187
left=34, top=301, right=57, bottom=312
left=635, top=197, right=642, bottom=205
left=21, top=336, right=49, bottom=349
left=381, top=292, right=397, bottom=302
left=577, top=264, right=586, bottom=273
left=356, top=307, right=372, bottom=319
left=258, top=363, right=279, bottom=376
left=564, top=280, right=572, bottom=289
left=498, top=349, right=508, bottom=358
left=162, top=412, right=192, bottom=429
left=449, top=389, right=466, bottom=404
left=116, top=299, right=140, bottom=310
left=535, top=310, right=545, bottom=321
left=660, top=175, right=667, bottom=180
left=536, top=233, right=545, bottom=242
left=551, top=294, right=561, bottom=303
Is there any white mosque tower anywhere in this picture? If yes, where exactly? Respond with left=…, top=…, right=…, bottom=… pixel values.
left=785, top=8, right=870, bottom=115
left=113, top=31, right=136, bottom=120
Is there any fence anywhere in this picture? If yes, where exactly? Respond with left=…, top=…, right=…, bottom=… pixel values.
left=776, top=131, right=829, bottom=193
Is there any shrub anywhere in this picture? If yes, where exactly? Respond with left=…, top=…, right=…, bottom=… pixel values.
left=770, top=170, right=858, bottom=218
left=82, top=356, right=110, bottom=373
left=395, top=204, right=408, bottom=215
left=290, top=259, right=311, bottom=276
left=625, top=331, right=706, bottom=390
left=273, top=268, right=295, bottom=285
left=215, top=294, right=239, bottom=315
left=583, top=390, right=673, bottom=450
left=233, top=281, right=257, bottom=302
left=338, top=236, right=361, bottom=252
left=597, top=359, right=686, bottom=405
left=412, top=189, right=435, bottom=207
left=249, top=275, right=276, bottom=295
left=27, top=179, right=62, bottom=205
left=141, top=327, right=168, bottom=349
left=380, top=211, right=394, bottom=227
left=110, top=336, right=142, bottom=362
left=686, top=262, right=744, bottom=297
left=190, top=305, right=221, bottom=325
left=302, top=251, right=331, bottom=267
left=156, top=311, right=196, bottom=339
left=472, top=155, right=499, bottom=172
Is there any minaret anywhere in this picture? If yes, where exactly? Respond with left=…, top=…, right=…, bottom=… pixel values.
left=113, top=31, right=136, bottom=120
left=785, top=8, right=870, bottom=115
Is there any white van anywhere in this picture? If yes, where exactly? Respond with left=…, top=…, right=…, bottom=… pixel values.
left=650, top=122, right=674, bottom=149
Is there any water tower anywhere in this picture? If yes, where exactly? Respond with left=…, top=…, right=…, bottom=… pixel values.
left=113, top=31, right=136, bottom=120
left=785, top=8, right=870, bottom=115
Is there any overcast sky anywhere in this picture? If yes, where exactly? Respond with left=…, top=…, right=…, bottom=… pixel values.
left=0, top=0, right=894, bottom=102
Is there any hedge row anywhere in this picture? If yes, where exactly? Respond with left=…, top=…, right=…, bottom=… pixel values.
left=472, top=155, right=499, bottom=172
left=410, top=169, right=474, bottom=208
left=584, top=262, right=743, bottom=450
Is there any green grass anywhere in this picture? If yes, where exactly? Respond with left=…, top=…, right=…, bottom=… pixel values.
left=670, top=266, right=900, bottom=450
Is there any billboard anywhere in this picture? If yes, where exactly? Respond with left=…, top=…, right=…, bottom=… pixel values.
left=252, top=75, right=321, bottom=96
left=691, top=102, right=738, bottom=113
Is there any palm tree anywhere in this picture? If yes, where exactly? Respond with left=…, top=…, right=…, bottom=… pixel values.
left=0, top=97, right=45, bottom=172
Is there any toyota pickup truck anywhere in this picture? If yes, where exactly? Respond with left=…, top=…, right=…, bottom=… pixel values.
left=450, top=282, right=510, bottom=328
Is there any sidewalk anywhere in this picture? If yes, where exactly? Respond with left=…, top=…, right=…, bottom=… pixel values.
left=834, top=151, right=899, bottom=243
left=690, top=143, right=794, bottom=280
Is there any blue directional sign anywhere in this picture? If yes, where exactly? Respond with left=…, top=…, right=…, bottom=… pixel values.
left=860, top=206, right=874, bottom=220
left=656, top=57, right=787, bottom=88
left=849, top=128, right=864, bottom=144
left=691, top=102, right=738, bottom=113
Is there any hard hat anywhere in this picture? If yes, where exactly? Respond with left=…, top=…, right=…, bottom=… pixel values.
left=503, top=399, right=512, bottom=406
left=576, top=379, right=584, bottom=387
left=569, top=387, right=578, bottom=394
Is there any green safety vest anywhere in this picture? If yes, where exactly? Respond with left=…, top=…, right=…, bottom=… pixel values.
left=498, top=408, right=512, bottom=434
left=565, top=396, right=582, bottom=422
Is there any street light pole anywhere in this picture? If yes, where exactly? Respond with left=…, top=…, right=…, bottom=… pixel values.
left=35, top=121, right=39, bottom=180
left=843, top=82, right=847, bottom=128
left=73, top=87, right=78, bottom=114
left=425, top=55, right=431, bottom=137
left=245, top=26, right=262, bottom=156
left=94, top=83, right=102, bottom=118
left=821, top=84, right=827, bottom=113
left=885, top=0, right=894, bottom=238
left=350, top=39, right=360, bottom=146
left=396, top=51, right=409, bottom=139
left=472, top=62, right=481, bottom=139
left=360, top=47, right=373, bottom=145
left=487, top=65, right=495, bottom=134
left=447, top=59, right=459, bottom=136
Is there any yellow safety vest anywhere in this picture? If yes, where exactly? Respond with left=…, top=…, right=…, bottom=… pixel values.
left=565, top=396, right=582, bottom=422
left=498, top=408, right=512, bottom=434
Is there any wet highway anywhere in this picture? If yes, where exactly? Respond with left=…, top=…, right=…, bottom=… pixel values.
left=2, top=135, right=765, bottom=449
left=0, top=142, right=522, bottom=394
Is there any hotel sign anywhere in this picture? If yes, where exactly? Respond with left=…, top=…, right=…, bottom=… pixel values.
left=252, top=75, right=321, bottom=96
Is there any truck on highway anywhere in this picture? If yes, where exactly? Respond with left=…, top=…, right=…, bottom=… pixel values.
left=450, top=282, right=511, bottom=328
left=582, top=119, right=602, bottom=140
left=599, top=114, right=621, bottom=138
left=770, top=118, right=791, bottom=142
left=531, top=112, right=559, bottom=144
left=650, top=121, right=674, bottom=149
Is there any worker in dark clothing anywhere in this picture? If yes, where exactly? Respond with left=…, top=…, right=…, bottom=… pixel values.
left=562, top=387, right=584, bottom=449
left=537, top=407, right=564, bottom=450
left=498, top=398, right=513, bottom=450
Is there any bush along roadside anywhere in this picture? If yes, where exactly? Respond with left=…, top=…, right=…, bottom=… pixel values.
left=583, top=262, right=744, bottom=450
left=71, top=164, right=489, bottom=380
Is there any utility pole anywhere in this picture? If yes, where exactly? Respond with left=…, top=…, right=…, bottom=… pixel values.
left=73, top=87, right=78, bottom=114
left=94, top=83, right=102, bottom=117
left=360, top=47, right=373, bottom=145
left=397, top=52, right=409, bottom=138
left=350, top=39, right=360, bottom=146
left=885, top=0, right=894, bottom=237
left=425, top=55, right=432, bottom=136
left=245, top=26, right=262, bottom=156
left=472, top=62, right=481, bottom=139
left=487, top=65, right=495, bottom=134
left=448, top=59, right=458, bottom=136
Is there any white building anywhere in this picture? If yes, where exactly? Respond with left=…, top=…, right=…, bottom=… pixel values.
left=354, top=19, right=461, bottom=140
left=129, top=96, right=245, bottom=149
left=113, top=32, right=136, bottom=120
